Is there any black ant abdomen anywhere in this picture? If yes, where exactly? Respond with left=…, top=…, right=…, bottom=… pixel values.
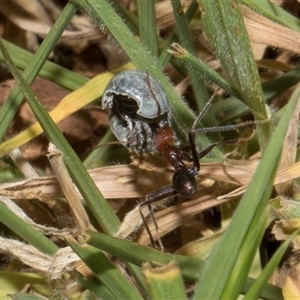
left=172, top=169, right=197, bottom=197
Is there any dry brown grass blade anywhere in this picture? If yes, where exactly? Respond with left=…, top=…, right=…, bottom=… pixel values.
left=0, top=0, right=52, bottom=34
left=47, top=143, right=95, bottom=233
left=220, top=160, right=300, bottom=200
left=0, top=159, right=256, bottom=202
left=242, top=4, right=300, bottom=55
left=155, top=0, right=196, bottom=31
left=0, top=236, right=90, bottom=283
left=0, top=164, right=172, bottom=200
left=0, top=235, right=52, bottom=273
left=0, top=0, right=102, bottom=39
left=0, top=195, right=70, bottom=236
left=1, top=158, right=300, bottom=200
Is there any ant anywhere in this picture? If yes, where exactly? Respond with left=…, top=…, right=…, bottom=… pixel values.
left=138, top=89, right=263, bottom=249
left=102, top=70, right=267, bottom=250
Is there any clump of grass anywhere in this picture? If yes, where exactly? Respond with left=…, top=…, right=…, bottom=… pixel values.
left=0, top=1, right=300, bottom=299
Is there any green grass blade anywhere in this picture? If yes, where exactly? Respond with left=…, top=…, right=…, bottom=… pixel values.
left=0, top=3, right=78, bottom=141
left=193, top=83, right=299, bottom=299
left=199, top=0, right=265, bottom=114
left=68, top=240, right=143, bottom=300
left=0, top=39, right=87, bottom=90
left=137, top=0, right=158, bottom=57
left=78, top=276, right=118, bottom=300
left=170, top=43, right=240, bottom=98
left=199, top=0, right=271, bottom=151
left=143, top=261, right=186, bottom=300
left=213, top=64, right=300, bottom=123
left=111, top=0, right=139, bottom=35
left=244, top=231, right=298, bottom=299
left=158, top=0, right=199, bottom=68
left=0, top=272, right=50, bottom=298
left=87, top=230, right=203, bottom=282
left=87, top=231, right=282, bottom=299
left=0, top=201, right=58, bottom=255
left=240, top=0, right=300, bottom=31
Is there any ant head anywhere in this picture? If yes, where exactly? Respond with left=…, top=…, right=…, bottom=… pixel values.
left=172, top=169, right=197, bottom=198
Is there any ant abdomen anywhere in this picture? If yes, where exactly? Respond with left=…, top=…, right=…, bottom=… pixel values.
left=172, top=169, right=197, bottom=197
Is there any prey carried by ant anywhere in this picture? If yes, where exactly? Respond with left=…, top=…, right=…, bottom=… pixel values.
left=102, top=70, right=267, bottom=250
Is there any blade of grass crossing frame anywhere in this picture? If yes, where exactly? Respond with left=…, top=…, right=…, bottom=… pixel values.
left=137, top=0, right=158, bottom=58
left=0, top=3, right=77, bottom=141
left=169, top=43, right=240, bottom=98
left=0, top=201, right=58, bottom=255
left=193, top=85, right=299, bottom=299
left=68, top=240, right=143, bottom=300
left=198, top=0, right=272, bottom=151
left=0, top=39, right=88, bottom=90
left=213, top=64, right=300, bottom=124
left=198, top=1, right=266, bottom=115
left=87, top=230, right=203, bottom=282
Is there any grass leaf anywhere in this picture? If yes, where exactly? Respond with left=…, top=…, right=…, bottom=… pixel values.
left=193, top=82, right=299, bottom=299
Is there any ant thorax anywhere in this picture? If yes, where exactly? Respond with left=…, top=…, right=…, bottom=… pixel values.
left=102, top=70, right=172, bottom=154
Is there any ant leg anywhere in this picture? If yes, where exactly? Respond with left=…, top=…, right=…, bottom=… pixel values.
left=191, top=117, right=269, bottom=160
left=139, top=203, right=156, bottom=248
left=138, top=185, right=177, bottom=250
left=192, top=88, right=221, bottom=129
left=186, top=89, right=222, bottom=171
left=197, top=133, right=258, bottom=160
left=188, top=130, right=200, bottom=171
left=189, top=126, right=261, bottom=163
left=192, top=119, right=269, bottom=134
left=187, top=127, right=219, bottom=171
left=197, top=142, right=219, bottom=159
left=191, top=88, right=269, bottom=156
